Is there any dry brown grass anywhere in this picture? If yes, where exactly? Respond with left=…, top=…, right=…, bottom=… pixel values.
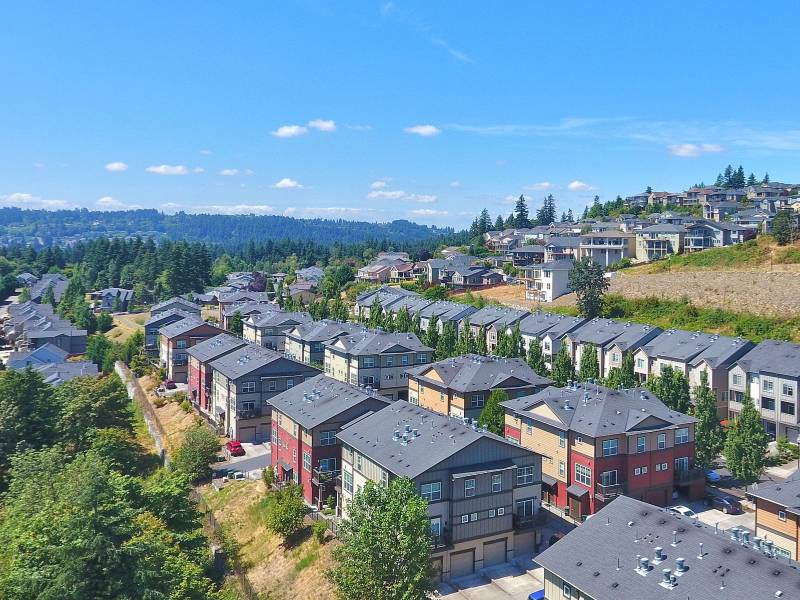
left=106, top=311, right=148, bottom=343
left=137, top=374, right=203, bottom=455
left=200, top=480, right=338, bottom=600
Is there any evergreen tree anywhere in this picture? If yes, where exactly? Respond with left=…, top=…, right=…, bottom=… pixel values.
left=42, top=285, right=56, bottom=308
left=577, top=343, right=600, bottom=381
left=494, top=215, right=504, bottom=230
left=714, top=172, right=725, bottom=187
left=526, top=338, right=547, bottom=376
left=425, top=315, right=439, bottom=350
left=535, top=194, right=557, bottom=226
left=367, top=297, right=383, bottom=329
left=329, top=298, right=349, bottom=322
left=723, top=394, right=768, bottom=483
left=412, top=312, right=422, bottom=337
left=457, top=319, right=476, bottom=355
left=694, top=372, right=725, bottom=468
left=568, top=256, right=609, bottom=318
left=493, top=327, right=508, bottom=357
left=773, top=210, right=794, bottom=246
left=560, top=211, right=567, bottom=223
left=394, top=306, right=412, bottom=333
left=476, top=325, right=488, bottom=356
left=18, top=287, right=31, bottom=302
left=722, top=164, right=734, bottom=187
left=478, top=389, right=508, bottom=436
left=514, top=195, right=531, bottom=228
left=747, top=172, right=757, bottom=186
left=566, top=208, right=574, bottom=222
left=605, top=351, right=636, bottom=389
left=551, top=344, right=574, bottom=387
left=733, top=165, right=746, bottom=188
left=436, top=321, right=457, bottom=360
left=509, top=324, right=524, bottom=358
left=228, top=311, right=244, bottom=336
left=762, top=172, right=770, bottom=184
left=478, top=208, right=492, bottom=234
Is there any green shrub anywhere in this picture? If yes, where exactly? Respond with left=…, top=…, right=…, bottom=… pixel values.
left=262, top=466, right=275, bottom=488
left=152, top=396, right=167, bottom=408
left=180, top=399, right=191, bottom=413
left=312, top=520, right=328, bottom=543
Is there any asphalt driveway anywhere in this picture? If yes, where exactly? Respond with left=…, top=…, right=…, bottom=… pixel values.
left=212, top=442, right=270, bottom=478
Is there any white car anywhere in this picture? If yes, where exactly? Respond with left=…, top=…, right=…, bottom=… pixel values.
left=667, top=505, right=697, bottom=518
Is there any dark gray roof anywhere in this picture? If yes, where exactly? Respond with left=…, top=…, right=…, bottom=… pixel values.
left=325, top=330, right=432, bottom=355
left=735, top=340, right=800, bottom=378
left=34, top=361, right=99, bottom=385
left=218, top=291, right=272, bottom=304
left=541, top=315, right=589, bottom=339
left=406, top=354, right=552, bottom=393
left=268, top=374, right=391, bottom=429
left=336, top=400, right=519, bottom=479
left=748, top=471, right=800, bottom=515
left=511, top=245, right=546, bottom=254
left=535, top=495, right=800, bottom=600
left=545, top=236, right=582, bottom=248
left=568, top=318, right=661, bottom=351
left=209, top=343, right=310, bottom=380
left=638, top=329, right=752, bottom=367
left=641, top=223, right=687, bottom=233
left=151, top=296, right=200, bottom=313
left=286, top=320, right=363, bottom=343
left=502, top=382, right=694, bottom=437
left=417, top=300, right=477, bottom=321
left=519, top=312, right=585, bottom=339
left=185, top=333, right=248, bottom=362
left=248, top=310, right=312, bottom=328
left=223, top=301, right=275, bottom=317
left=539, top=259, right=575, bottom=271
left=159, top=317, right=220, bottom=338
left=145, top=308, right=195, bottom=327
left=468, top=306, right=528, bottom=328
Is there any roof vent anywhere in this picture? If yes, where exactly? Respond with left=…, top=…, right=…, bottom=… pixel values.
left=675, top=557, right=686, bottom=573
left=636, top=556, right=651, bottom=575
left=392, top=430, right=400, bottom=441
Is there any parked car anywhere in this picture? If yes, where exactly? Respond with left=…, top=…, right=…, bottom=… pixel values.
left=705, top=469, right=722, bottom=483
left=226, top=440, right=245, bottom=457
left=528, top=590, right=545, bottom=600
left=164, top=379, right=176, bottom=390
left=710, top=495, right=741, bottom=514
left=667, top=505, right=697, bottom=518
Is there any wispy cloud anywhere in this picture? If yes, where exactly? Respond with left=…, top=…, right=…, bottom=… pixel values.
left=524, top=181, right=557, bottom=191
left=668, top=143, right=723, bottom=158
left=272, top=177, right=303, bottom=189
left=220, top=168, right=239, bottom=176
left=104, top=161, right=128, bottom=173
left=199, top=149, right=212, bottom=155
left=195, top=204, right=276, bottom=215
left=371, top=180, right=388, bottom=189
left=406, top=194, right=437, bottom=204
left=146, top=164, right=189, bottom=175
left=308, top=119, right=336, bottom=132
left=271, top=124, right=308, bottom=138
left=404, top=124, right=441, bottom=137
left=567, top=180, right=596, bottom=192
left=367, top=188, right=437, bottom=203
left=96, top=196, right=141, bottom=211
left=193, top=167, right=206, bottom=173
left=410, top=208, right=448, bottom=217
left=160, top=202, right=184, bottom=212
left=430, top=38, right=472, bottom=63
left=380, top=2, right=472, bottom=64
left=0, top=192, right=70, bottom=210
left=449, top=180, right=462, bottom=188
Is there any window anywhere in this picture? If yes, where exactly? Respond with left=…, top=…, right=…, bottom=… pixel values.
left=611, top=352, right=620, bottom=363
left=176, top=339, right=187, bottom=349
left=526, top=418, right=533, bottom=435
left=385, top=356, right=394, bottom=367
left=517, top=466, right=535, bottom=485
left=641, top=466, right=648, bottom=474
left=268, top=380, right=277, bottom=391
left=292, top=449, right=297, bottom=463
left=559, top=431, right=566, bottom=448
left=241, top=381, right=256, bottom=393
left=781, top=401, right=795, bottom=416
left=470, top=512, right=478, bottom=522
left=361, top=376, right=375, bottom=385
left=763, top=379, right=774, bottom=393
left=381, top=470, right=388, bottom=487
left=779, top=510, right=787, bottom=522
left=461, top=514, right=469, bottom=524
left=471, top=394, right=484, bottom=408
left=320, top=458, right=336, bottom=472
left=636, top=435, right=646, bottom=453
left=574, top=464, right=591, bottom=486
left=634, top=467, right=641, bottom=476
left=674, top=457, right=689, bottom=473
left=675, top=427, right=689, bottom=444
left=343, top=470, right=353, bottom=494
left=401, top=354, right=409, bottom=365
left=491, top=474, right=502, bottom=493
left=430, top=517, right=441, bottom=537
left=416, top=352, right=427, bottom=364
left=602, top=438, right=618, bottom=456
left=421, top=482, right=442, bottom=502
left=489, top=509, right=496, bottom=518
left=516, top=499, right=535, bottom=518
left=732, top=373, right=743, bottom=386
left=464, top=479, right=476, bottom=497
left=655, top=462, right=668, bottom=471
left=355, top=453, right=363, bottom=472
left=636, top=358, right=645, bottom=369
left=302, top=452, right=311, bottom=471
left=439, top=391, right=445, bottom=403
left=363, top=357, right=375, bottom=368
left=576, top=435, right=583, bottom=443
left=762, top=397, right=776, bottom=411
left=783, top=384, right=795, bottom=396
left=544, top=341, right=551, bottom=351
left=320, top=430, right=337, bottom=446
left=657, top=433, right=666, bottom=450
left=559, top=461, right=565, bottom=477
left=601, top=470, right=618, bottom=486
left=286, top=379, right=294, bottom=389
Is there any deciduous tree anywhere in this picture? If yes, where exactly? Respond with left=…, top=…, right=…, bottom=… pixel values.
left=577, top=343, right=600, bottom=381
left=568, top=256, right=609, bottom=318
left=694, top=372, right=725, bottom=468
left=478, top=389, right=508, bottom=435
left=723, top=394, right=768, bottom=483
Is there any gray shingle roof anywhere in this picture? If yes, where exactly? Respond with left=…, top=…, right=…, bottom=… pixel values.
left=336, top=400, right=516, bottom=479
left=468, top=306, right=528, bottom=328
left=223, top=301, right=275, bottom=317
left=748, top=471, right=800, bottom=515
left=638, top=329, right=752, bottom=367
left=286, top=320, right=363, bottom=343
left=248, top=311, right=312, bottom=327
left=406, top=354, right=552, bottom=393
left=641, top=223, right=687, bottom=233
left=34, top=361, right=99, bottom=385
left=159, top=318, right=221, bottom=338
left=185, top=333, right=248, bottom=363
left=535, top=495, right=800, bottom=600
left=151, top=296, right=200, bottom=313
left=518, top=312, right=581, bottom=338
left=735, top=340, right=800, bottom=379
left=209, top=343, right=304, bottom=380
left=268, top=374, right=391, bottom=429
left=539, top=259, right=575, bottom=271
left=568, top=318, right=661, bottom=351
left=144, top=308, right=195, bottom=328
left=502, top=382, right=694, bottom=437
left=417, top=301, right=477, bottom=322
left=545, top=236, right=582, bottom=248
left=325, top=330, right=432, bottom=355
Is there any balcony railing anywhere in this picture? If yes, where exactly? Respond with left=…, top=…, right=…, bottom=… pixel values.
left=312, top=467, right=341, bottom=487
left=674, top=467, right=704, bottom=484
left=595, top=482, right=625, bottom=501
left=513, top=514, right=537, bottom=531
left=236, top=408, right=262, bottom=420
left=430, top=527, right=451, bottom=550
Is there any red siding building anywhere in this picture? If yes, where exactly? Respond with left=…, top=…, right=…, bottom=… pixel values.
left=186, top=334, right=247, bottom=413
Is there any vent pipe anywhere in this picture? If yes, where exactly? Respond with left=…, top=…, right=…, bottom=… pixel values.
left=675, top=558, right=686, bottom=573
left=654, top=547, right=664, bottom=562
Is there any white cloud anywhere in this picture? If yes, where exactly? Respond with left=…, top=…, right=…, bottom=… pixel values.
left=271, top=124, right=308, bottom=138
left=104, top=161, right=129, bottom=173
left=160, top=202, right=183, bottom=212
left=406, top=194, right=437, bottom=204
left=667, top=143, right=724, bottom=157
left=96, top=196, right=141, bottom=211
left=502, top=195, right=517, bottom=204
left=145, top=164, right=189, bottom=175
left=33, top=162, right=45, bottom=169
left=199, top=149, right=212, bottom=155
left=0, top=192, right=70, bottom=210
left=430, top=38, right=472, bottom=63
left=347, top=124, right=373, bottom=132
left=283, top=207, right=297, bottom=215
left=368, top=190, right=406, bottom=200
left=410, top=208, right=448, bottom=217
left=370, top=180, right=388, bottom=190
left=449, top=180, right=462, bottom=188
left=220, top=168, right=239, bottom=176
left=272, top=177, right=303, bottom=189
left=308, top=119, right=336, bottom=132
left=567, top=180, right=595, bottom=192
left=525, top=181, right=556, bottom=191
left=367, top=188, right=437, bottom=203
left=244, top=169, right=255, bottom=176
left=404, top=124, right=441, bottom=137
left=193, top=167, right=205, bottom=173
left=195, top=204, right=276, bottom=215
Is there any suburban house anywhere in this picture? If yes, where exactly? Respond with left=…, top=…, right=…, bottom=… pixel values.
left=221, top=301, right=274, bottom=330
left=242, top=310, right=313, bottom=351
left=323, top=330, right=433, bottom=401
left=158, top=318, right=226, bottom=383
left=16, top=272, right=38, bottom=287
left=564, top=318, right=662, bottom=378
left=6, top=342, right=98, bottom=384
left=731, top=208, right=775, bottom=233
left=633, top=330, right=754, bottom=415
left=29, top=273, right=69, bottom=304
left=406, top=354, right=553, bottom=420
left=287, top=281, right=318, bottom=304
left=217, top=291, right=272, bottom=323
left=509, top=245, right=545, bottom=267
left=519, top=259, right=574, bottom=302
left=684, top=219, right=752, bottom=251
left=90, top=287, right=134, bottom=312
left=635, top=224, right=686, bottom=262
left=387, top=262, right=418, bottom=283
left=519, top=312, right=587, bottom=369
left=353, top=285, right=416, bottom=319
left=284, top=320, right=363, bottom=365
left=150, top=296, right=201, bottom=317
left=535, top=495, right=799, bottom=600
left=727, top=340, right=800, bottom=440
left=269, top=375, right=390, bottom=506
left=355, top=252, right=412, bottom=284
left=703, top=200, right=742, bottom=222
left=208, top=343, right=321, bottom=442
left=448, top=266, right=503, bottom=290
left=295, top=266, right=325, bottom=284
left=503, top=382, right=701, bottom=519
left=578, top=231, right=635, bottom=267
left=543, top=237, right=581, bottom=262
left=382, top=294, right=433, bottom=321
left=4, top=303, right=88, bottom=355
left=464, top=306, right=526, bottom=354
left=6, top=342, right=69, bottom=369
left=144, top=308, right=195, bottom=356
left=749, top=472, right=800, bottom=560
left=186, top=333, right=248, bottom=414
left=337, top=401, right=544, bottom=581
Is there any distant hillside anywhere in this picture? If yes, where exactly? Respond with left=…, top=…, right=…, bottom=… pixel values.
left=0, top=207, right=452, bottom=248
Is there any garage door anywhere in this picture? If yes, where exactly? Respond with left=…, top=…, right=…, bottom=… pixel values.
left=483, top=539, right=507, bottom=568
left=449, top=549, right=474, bottom=579
left=238, top=427, right=256, bottom=443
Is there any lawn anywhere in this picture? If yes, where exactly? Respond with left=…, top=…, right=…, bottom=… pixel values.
left=106, top=311, right=148, bottom=343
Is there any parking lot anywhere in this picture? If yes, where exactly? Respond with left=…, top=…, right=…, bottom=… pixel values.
left=437, top=563, right=543, bottom=600
left=212, top=441, right=271, bottom=478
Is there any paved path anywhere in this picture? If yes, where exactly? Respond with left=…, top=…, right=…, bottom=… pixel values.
left=213, top=442, right=270, bottom=477
left=437, top=563, right=542, bottom=600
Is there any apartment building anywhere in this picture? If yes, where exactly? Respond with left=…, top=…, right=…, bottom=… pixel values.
left=5, top=301, right=88, bottom=355
left=242, top=310, right=312, bottom=351
left=406, top=354, right=552, bottom=420
left=323, top=330, right=432, bottom=401
left=578, top=231, right=635, bottom=267
left=464, top=306, right=526, bottom=354
left=519, top=312, right=587, bottom=370
left=536, top=495, right=797, bottom=600
left=269, top=375, right=390, bottom=506
left=208, top=343, right=320, bottom=442
left=417, top=300, right=478, bottom=334
left=216, top=291, right=272, bottom=322
left=221, top=301, right=274, bottom=330
left=337, top=401, right=543, bottom=581
left=284, top=320, right=363, bottom=365
left=564, top=318, right=662, bottom=378
left=749, top=473, right=800, bottom=560
left=728, top=340, right=800, bottom=440
left=353, top=285, right=416, bottom=319
left=158, top=318, right=226, bottom=383
left=635, top=224, right=686, bottom=261
left=502, top=382, right=701, bottom=519
left=633, top=330, right=754, bottom=414
left=519, top=259, right=574, bottom=302
left=150, top=296, right=201, bottom=317
left=186, top=333, right=248, bottom=414
left=144, top=308, right=195, bottom=356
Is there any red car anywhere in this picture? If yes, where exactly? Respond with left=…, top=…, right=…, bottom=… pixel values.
left=226, top=440, right=245, bottom=457
left=164, top=379, right=176, bottom=390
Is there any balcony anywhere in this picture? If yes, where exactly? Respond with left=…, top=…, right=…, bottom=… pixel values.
left=312, top=467, right=341, bottom=487
left=595, top=481, right=625, bottom=501
left=430, top=527, right=452, bottom=550
left=236, top=407, right=262, bottom=420
left=674, top=467, right=704, bottom=484
left=513, top=514, right=537, bottom=531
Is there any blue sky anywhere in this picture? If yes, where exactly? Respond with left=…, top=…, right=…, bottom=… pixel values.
left=2, top=1, right=800, bottom=228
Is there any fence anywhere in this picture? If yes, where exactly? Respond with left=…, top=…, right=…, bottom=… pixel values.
left=308, top=509, right=340, bottom=537
left=115, top=361, right=169, bottom=466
